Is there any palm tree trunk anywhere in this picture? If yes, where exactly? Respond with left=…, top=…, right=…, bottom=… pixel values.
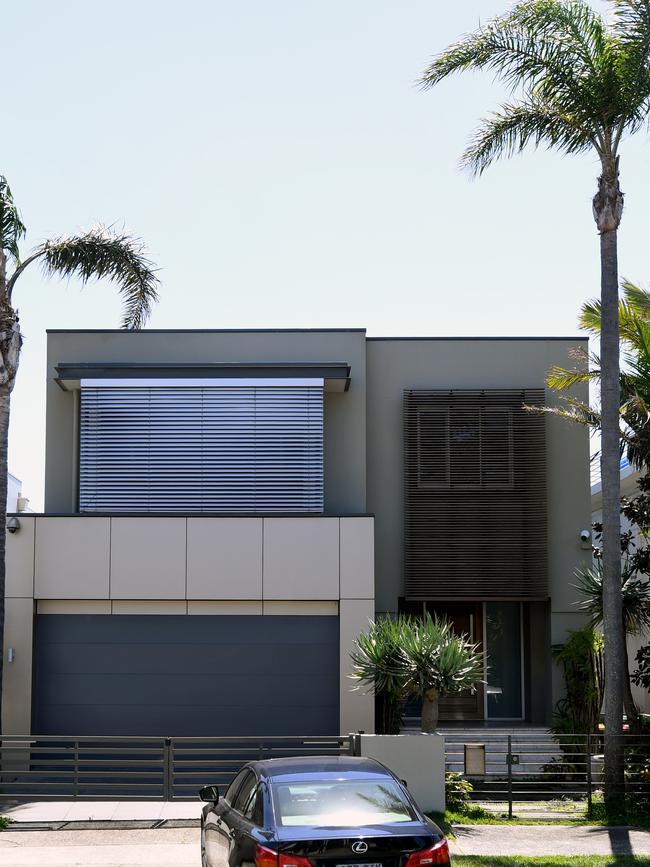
left=622, top=631, right=640, bottom=730
left=0, top=384, right=9, bottom=732
left=421, top=688, right=439, bottom=733
left=0, top=244, right=8, bottom=733
left=597, top=158, right=626, bottom=805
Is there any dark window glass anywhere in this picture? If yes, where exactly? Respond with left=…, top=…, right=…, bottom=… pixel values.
left=449, top=409, right=481, bottom=487
left=243, top=785, right=264, bottom=826
left=224, top=769, right=249, bottom=806
left=417, top=409, right=449, bottom=486
left=482, top=409, right=513, bottom=487
left=232, top=771, right=257, bottom=813
left=417, top=406, right=513, bottom=489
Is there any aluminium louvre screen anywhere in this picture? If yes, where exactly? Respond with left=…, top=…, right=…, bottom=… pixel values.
left=79, top=383, right=324, bottom=512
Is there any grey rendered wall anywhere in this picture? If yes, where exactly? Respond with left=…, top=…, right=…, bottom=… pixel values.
left=45, top=330, right=367, bottom=515
left=365, top=338, right=592, bottom=715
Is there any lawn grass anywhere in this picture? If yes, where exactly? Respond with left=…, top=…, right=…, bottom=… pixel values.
left=428, top=807, right=650, bottom=833
left=453, top=859, right=650, bottom=867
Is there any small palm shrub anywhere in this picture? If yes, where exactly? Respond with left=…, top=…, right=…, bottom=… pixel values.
left=350, top=614, right=484, bottom=733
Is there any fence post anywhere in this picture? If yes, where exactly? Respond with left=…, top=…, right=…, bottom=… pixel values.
left=163, top=738, right=173, bottom=801
left=586, top=733, right=592, bottom=819
left=507, top=735, right=513, bottom=819
left=73, top=740, right=79, bottom=800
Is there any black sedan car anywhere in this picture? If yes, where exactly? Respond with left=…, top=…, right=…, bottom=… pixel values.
left=199, top=755, right=450, bottom=867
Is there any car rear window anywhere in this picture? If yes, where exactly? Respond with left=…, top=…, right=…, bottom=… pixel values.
left=271, top=778, right=416, bottom=827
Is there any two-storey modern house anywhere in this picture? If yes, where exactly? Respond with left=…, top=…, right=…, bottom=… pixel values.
left=4, top=329, right=591, bottom=737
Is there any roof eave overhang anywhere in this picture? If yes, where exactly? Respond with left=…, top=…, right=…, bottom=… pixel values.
left=55, top=361, right=351, bottom=392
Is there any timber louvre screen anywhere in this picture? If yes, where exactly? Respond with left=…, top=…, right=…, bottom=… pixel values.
left=404, top=388, right=547, bottom=599
left=79, top=383, right=324, bottom=512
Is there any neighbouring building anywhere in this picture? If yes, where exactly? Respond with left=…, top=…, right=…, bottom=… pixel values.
left=591, top=457, right=650, bottom=715
left=3, top=328, right=592, bottom=736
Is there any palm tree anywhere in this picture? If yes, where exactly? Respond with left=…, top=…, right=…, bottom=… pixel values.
left=0, top=175, right=159, bottom=726
left=545, top=282, right=650, bottom=471
left=420, top=0, right=650, bottom=801
left=575, top=562, right=650, bottom=727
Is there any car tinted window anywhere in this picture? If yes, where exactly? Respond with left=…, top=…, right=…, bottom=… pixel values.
left=243, top=784, right=264, bottom=826
left=271, top=778, right=416, bottom=827
left=224, top=769, right=248, bottom=805
left=232, top=771, right=257, bottom=813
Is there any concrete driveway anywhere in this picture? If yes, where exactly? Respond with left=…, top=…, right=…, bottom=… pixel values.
left=0, top=828, right=201, bottom=866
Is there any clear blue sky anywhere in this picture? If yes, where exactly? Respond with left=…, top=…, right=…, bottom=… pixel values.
left=4, top=1, right=645, bottom=508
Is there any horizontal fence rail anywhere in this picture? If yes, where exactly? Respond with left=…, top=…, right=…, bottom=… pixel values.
left=444, top=731, right=650, bottom=819
left=0, top=735, right=351, bottom=802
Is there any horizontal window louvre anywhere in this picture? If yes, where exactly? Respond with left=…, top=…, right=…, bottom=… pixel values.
left=404, top=388, right=548, bottom=600
left=79, top=385, right=324, bottom=512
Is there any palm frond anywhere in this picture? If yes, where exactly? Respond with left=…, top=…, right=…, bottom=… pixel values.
left=462, top=99, right=593, bottom=175
left=546, top=363, right=595, bottom=390
left=420, top=1, right=597, bottom=95
left=16, top=227, right=160, bottom=329
left=574, top=562, right=650, bottom=635
left=526, top=397, right=601, bottom=429
left=0, top=176, right=26, bottom=265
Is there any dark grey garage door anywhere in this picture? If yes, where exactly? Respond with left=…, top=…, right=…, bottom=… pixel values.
left=32, top=615, right=339, bottom=736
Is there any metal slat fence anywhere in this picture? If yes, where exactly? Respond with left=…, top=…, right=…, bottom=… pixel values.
left=444, top=732, right=650, bottom=819
left=0, top=735, right=351, bottom=802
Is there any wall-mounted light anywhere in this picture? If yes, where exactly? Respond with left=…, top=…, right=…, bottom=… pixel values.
left=7, top=648, right=15, bottom=663
left=6, top=517, right=20, bottom=534
left=580, top=529, right=591, bottom=549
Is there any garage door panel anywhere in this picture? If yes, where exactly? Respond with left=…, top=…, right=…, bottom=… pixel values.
left=35, top=641, right=338, bottom=677
left=33, top=615, right=339, bottom=736
left=37, top=671, right=337, bottom=707
left=38, top=702, right=340, bottom=737
left=36, top=615, right=332, bottom=645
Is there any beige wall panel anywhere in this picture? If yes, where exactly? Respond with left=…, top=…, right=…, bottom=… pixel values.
left=339, top=599, right=375, bottom=734
left=188, top=600, right=263, bottom=614
left=2, top=598, right=34, bottom=734
left=262, top=601, right=339, bottom=616
left=263, top=518, right=339, bottom=600
left=340, top=518, right=374, bottom=600
left=35, top=518, right=110, bottom=599
left=37, top=600, right=111, bottom=614
left=111, top=600, right=188, bottom=614
left=110, top=518, right=186, bottom=599
left=6, top=517, right=34, bottom=598
left=187, top=518, right=262, bottom=600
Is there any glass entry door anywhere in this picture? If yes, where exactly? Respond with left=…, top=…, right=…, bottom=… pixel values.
left=484, top=602, right=523, bottom=719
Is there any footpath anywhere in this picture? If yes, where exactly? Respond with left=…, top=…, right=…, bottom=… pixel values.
left=1, top=804, right=650, bottom=864
left=450, top=823, right=650, bottom=856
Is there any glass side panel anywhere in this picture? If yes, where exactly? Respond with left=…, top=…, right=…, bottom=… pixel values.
left=486, top=601, right=523, bottom=719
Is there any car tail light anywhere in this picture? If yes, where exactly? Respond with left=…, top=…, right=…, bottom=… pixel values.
left=256, top=845, right=279, bottom=867
left=256, top=845, right=312, bottom=867
left=279, top=855, right=312, bottom=867
left=405, top=839, right=450, bottom=867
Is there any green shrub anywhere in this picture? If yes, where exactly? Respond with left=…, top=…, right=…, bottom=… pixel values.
left=445, top=772, right=473, bottom=812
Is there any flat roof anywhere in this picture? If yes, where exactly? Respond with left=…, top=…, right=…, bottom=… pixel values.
left=47, top=328, right=367, bottom=334
left=47, top=328, right=586, bottom=341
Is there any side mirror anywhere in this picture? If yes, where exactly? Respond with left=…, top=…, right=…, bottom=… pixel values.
left=401, top=779, right=408, bottom=788
left=200, top=784, right=220, bottom=803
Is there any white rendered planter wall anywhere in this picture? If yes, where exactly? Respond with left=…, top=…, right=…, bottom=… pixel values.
left=357, top=733, right=445, bottom=814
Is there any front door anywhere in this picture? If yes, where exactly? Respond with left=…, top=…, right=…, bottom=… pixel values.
left=426, top=602, right=484, bottom=721
left=399, top=600, right=485, bottom=721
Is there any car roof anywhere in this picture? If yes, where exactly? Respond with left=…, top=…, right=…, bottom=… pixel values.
left=252, top=755, right=394, bottom=782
